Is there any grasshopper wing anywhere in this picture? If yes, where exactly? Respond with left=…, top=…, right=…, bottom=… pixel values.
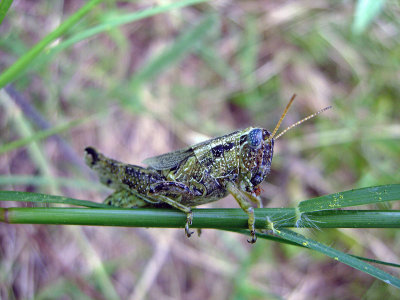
left=143, top=147, right=193, bottom=170
left=143, top=131, right=241, bottom=170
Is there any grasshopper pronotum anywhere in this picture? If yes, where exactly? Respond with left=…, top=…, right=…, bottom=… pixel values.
left=85, top=95, right=331, bottom=243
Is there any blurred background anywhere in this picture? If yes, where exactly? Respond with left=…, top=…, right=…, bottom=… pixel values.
left=1, top=0, right=399, bottom=299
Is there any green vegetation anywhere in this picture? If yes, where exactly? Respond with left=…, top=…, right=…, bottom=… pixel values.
left=0, top=0, right=399, bottom=298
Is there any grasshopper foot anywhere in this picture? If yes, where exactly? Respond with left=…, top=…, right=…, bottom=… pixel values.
left=247, top=230, right=257, bottom=244
left=185, top=211, right=194, bottom=238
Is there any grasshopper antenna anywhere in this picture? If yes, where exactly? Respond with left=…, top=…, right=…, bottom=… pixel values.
left=274, top=105, right=332, bottom=140
left=266, top=94, right=297, bottom=142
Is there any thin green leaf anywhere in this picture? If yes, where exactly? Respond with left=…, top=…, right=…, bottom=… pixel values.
left=0, top=0, right=13, bottom=25
left=352, top=0, right=386, bottom=34
left=233, top=229, right=400, bottom=269
left=0, top=0, right=102, bottom=88
left=298, top=184, right=400, bottom=213
left=130, top=14, right=217, bottom=87
left=29, top=0, right=210, bottom=70
left=227, top=229, right=302, bottom=246
left=273, top=228, right=400, bottom=288
left=0, top=191, right=109, bottom=208
left=0, top=175, right=106, bottom=191
left=1, top=191, right=400, bottom=228
left=1, top=89, right=56, bottom=193
left=351, top=256, right=400, bottom=269
left=0, top=117, right=90, bottom=154
left=61, top=0, right=208, bottom=50
left=304, top=210, right=400, bottom=228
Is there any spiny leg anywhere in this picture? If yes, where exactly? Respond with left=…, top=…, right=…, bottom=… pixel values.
left=244, top=190, right=263, bottom=208
left=151, top=194, right=194, bottom=238
left=150, top=181, right=203, bottom=197
left=242, top=177, right=263, bottom=208
left=149, top=181, right=204, bottom=238
left=226, top=182, right=257, bottom=243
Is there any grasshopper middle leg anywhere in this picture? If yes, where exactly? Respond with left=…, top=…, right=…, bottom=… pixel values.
left=149, top=181, right=200, bottom=238
left=150, top=194, right=194, bottom=237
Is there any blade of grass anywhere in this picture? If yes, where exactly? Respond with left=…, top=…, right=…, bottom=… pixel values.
left=116, top=13, right=217, bottom=110
left=3, top=85, right=91, bottom=172
left=0, top=117, right=90, bottom=154
left=0, top=175, right=107, bottom=191
left=303, top=210, right=400, bottom=228
left=56, top=0, right=209, bottom=52
left=129, top=13, right=217, bottom=87
left=235, top=16, right=260, bottom=107
left=287, top=125, right=400, bottom=151
left=0, top=0, right=102, bottom=88
left=231, top=229, right=400, bottom=268
left=298, top=184, right=400, bottom=213
left=0, top=0, right=13, bottom=25
left=71, top=227, right=120, bottom=300
left=273, top=228, right=400, bottom=289
left=352, top=0, right=386, bottom=34
left=0, top=191, right=109, bottom=208
left=1, top=90, right=58, bottom=193
left=27, top=0, right=210, bottom=71
left=1, top=193, right=400, bottom=228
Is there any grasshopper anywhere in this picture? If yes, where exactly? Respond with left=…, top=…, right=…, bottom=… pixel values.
left=85, top=95, right=331, bottom=243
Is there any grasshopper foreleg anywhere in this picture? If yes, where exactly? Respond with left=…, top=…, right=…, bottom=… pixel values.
left=226, top=182, right=257, bottom=243
left=244, top=191, right=263, bottom=208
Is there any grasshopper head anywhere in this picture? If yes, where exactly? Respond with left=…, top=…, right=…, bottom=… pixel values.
left=240, top=94, right=331, bottom=194
left=240, top=127, right=274, bottom=190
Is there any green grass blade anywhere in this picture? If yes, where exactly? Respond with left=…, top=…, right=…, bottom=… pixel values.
left=0, top=117, right=89, bottom=154
left=130, top=14, right=217, bottom=87
left=28, top=0, right=210, bottom=70
left=273, top=228, right=400, bottom=289
left=0, top=175, right=106, bottom=191
left=231, top=229, right=400, bottom=269
left=1, top=89, right=57, bottom=193
left=0, top=191, right=109, bottom=208
left=0, top=207, right=288, bottom=228
left=60, top=0, right=208, bottom=50
left=304, top=210, right=400, bottom=228
left=1, top=193, right=400, bottom=228
left=351, top=256, right=400, bottom=269
left=352, top=0, right=386, bottom=34
left=227, top=229, right=302, bottom=246
left=0, top=0, right=102, bottom=88
left=0, top=0, right=13, bottom=25
left=298, top=184, right=400, bottom=213
left=2, top=203, right=400, bottom=273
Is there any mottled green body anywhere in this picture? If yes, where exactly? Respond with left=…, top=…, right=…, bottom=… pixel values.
left=85, top=94, right=330, bottom=243
left=85, top=127, right=274, bottom=242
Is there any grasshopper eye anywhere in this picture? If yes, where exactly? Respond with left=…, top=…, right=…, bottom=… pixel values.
left=247, top=128, right=263, bottom=149
left=263, top=129, right=271, bottom=139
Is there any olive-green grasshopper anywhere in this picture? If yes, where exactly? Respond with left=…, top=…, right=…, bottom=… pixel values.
left=85, top=95, right=331, bottom=243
